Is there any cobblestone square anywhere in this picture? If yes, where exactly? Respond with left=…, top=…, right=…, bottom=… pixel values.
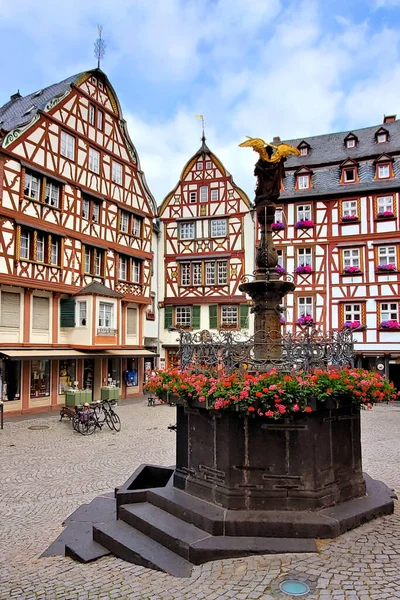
left=1, top=400, right=400, bottom=599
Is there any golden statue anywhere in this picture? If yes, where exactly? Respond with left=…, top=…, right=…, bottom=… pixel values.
left=239, top=136, right=300, bottom=162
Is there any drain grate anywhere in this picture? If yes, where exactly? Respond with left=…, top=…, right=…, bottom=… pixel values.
left=279, top=580, right=310, bottom=596
left=28, top=425, right=50, bottom=431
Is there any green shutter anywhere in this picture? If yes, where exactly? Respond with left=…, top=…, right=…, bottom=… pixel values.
left=164, top=305, right=173, bottom=329
left=60, top=299, right=76, bottom=328
left=240, top=304, right=249, bottom=329
left=192, top=305, right=201, bottom=329
left=209, top=305, right=218, bottom=329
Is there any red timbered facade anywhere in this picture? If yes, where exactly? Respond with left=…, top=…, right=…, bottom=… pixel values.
left=272, top=115, right=400, bottom=386
left=158, top=137, right=252, bottom=366
left=0, top=69, right=157, bottom=414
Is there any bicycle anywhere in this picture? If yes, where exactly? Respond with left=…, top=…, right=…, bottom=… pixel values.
left=92, top=399, right=121, bottom=432
left=72, top=406, right=96, bottom=435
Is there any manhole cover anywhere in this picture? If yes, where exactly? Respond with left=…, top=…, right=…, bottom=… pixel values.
left=28, top=425, right=49, bottom=431
left=279, top=580, right=310, bottom=596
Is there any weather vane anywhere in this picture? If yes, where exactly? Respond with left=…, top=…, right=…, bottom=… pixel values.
left=94, top=25, right=106, bottom=69
left=195, top=114, right=206, bottom=142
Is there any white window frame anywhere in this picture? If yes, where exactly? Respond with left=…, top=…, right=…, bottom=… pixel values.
left=77, top=301, right=87, bottom=327
left=112, top=161, right=123, bottom=185
left=176, top=307, right=191, bottom=327
left=346, top=139, right=356, bottom=149
left=181, top=263, right=191, bottom=286
left=206, top=161, right=212, bottom=169
left=36, top=234, right=45, bottom=263
left=60, top=131, right=75, bottom=160
left=89, top=104, right=95, bottom=126
left=89, top=147, right=100, bottom=174
left=297, top=204, right=311, bottom=221
left=298, top=248, right=312, bottom=267
left=298, top=297, right=313, bottom=317
left=180, top=222, right=195, bottom=240
left=299, top=147, right=308, bottom=156
left=132, top=260, right=140, bottom=283
left=206, top=262, right=215, bottom=285
left=45, top=180, right=60, bottom=208
left=221, top=305, right=238, bottom=327
left=344, top=303, right=362, bottom=322
left=25, top=172, right=41, bottom=200
left=275, top=208, right=283, bottom=223
left=120, top=211, right=129, bottom=233
left=343, top=167, right=356, bottom=183
left=119, top=256, right=127, bottom=280
left=197, top=162, right=203, bottom=170
left=97, top=109, right=103, bottom=131
left=342, top=200, right=358, bottom=217
left=192, top=263, right=202, bottom=286
left=84, top=248, right=91, bottom=274
left=377, top=196, right=393, bottom=213
left=50, top=239, right=58, bottom=266
left=94, top=251, right=102, bottom=276
left=210, top=219, right=227, bottom=237
left=82, top=198, right=90, bottom=220
left=277, top=249, right=283, bottom=267
left=343, top=248, right=360, bottom=269
left=297, top=174, right=310, bottom=189
left=189, top=191, right=197, bottom=203
left=217, top=261, right=228, bottom=285
left=211, top=189, right=219, bottom=201
left=98, top=302, right=114, bottom=328
left=132, top=217, right=141, bottom=237
left=378, top=246, right=396, bottom=267
left=377, top=164, right=390, bottom=179
left=381, top=302, right=398, bottom=321
left=20, top=230, right=30, bottom=260
left=200, top=186, right=208, bottom=203
left=92, top=202, right=100, bottom=224
left=377, top=133, right=388, bottom=144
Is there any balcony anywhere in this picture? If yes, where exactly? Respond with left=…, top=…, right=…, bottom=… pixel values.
left=97, top=327, right=117, bottom=336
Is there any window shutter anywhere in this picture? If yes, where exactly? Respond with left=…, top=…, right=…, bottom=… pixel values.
left=127, top=308, right=137, bottom=335
left=164, top=306, right=173, bottom=329
left=192, top=305, right=201, bottom=329
left=240, top=304, right=249, bottom=329
left=1, top=292, right=20, bottom=328
left=209, top=305, right=218, bottom=329
left=60, top=299, right=76, bottom=327
left=32, top=297, right=50, bottom=330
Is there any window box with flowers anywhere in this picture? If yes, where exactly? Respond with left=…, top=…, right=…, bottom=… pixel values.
left=271, top=222, right=285, bottom=231
left=341, top=214, right=359, bottom=222
left=298, top=315, right=313, bottom=326
left=380, top=320, right=400, bottom=330
left=295, top=220, right=314, bottom=229
left=343, top=321, right=366, bottom=331
left=343, top=266, right=362, bottom=275
left=377, top=264, right=396, bottom=272
left=295, top=265, right=313, bottom=275
left=377, top=211, right=395, bottom=219
left=146, top=311, right=155, bottom=321
left=275, top=265, right=286, bottom=275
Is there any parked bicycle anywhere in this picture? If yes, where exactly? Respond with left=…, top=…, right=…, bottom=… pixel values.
left=72, top=400, right=121, bottom=435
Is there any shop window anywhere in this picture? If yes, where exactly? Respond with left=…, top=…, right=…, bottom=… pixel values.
left=59, top=360, right=76, bottom=395
left=0, top=359, right=21, bottom=401
left=30, top=360, right=50, bottom=398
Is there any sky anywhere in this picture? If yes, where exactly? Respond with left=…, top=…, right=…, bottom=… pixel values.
left=1, top=0, right=400, bottom=204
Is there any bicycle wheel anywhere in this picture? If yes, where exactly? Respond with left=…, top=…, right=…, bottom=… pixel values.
left=110, top=411, right=121, bottom=432
left=104, top=410, right=114, bottom=430
left=77, top=416, right=96, bottom=435
left=72, top=414, right=80, bottom=432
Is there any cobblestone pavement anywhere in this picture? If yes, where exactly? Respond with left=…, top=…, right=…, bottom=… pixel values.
left=1, top=401, right=400, bottom=600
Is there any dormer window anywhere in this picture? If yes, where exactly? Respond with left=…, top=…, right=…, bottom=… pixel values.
left=297, top=140, right=311, bottom=157
left=374, top=153, right=394, bottom=180
left=375, top=128, right=389, bottom=144
left=344, top=132, right=358, bottom=149
left=300, top=147, right=308, bottom=156
left=295, top=166, right=312, bottom=190
left=340, top=158, right=359, bottom=184
left=344, top=168, right=356, bottom=183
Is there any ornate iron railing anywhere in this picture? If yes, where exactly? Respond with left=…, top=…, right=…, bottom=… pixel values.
left=172, top=327, right=355, bottom=374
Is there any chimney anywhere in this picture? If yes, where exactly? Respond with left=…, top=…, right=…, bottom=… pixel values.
left=273, top=136, right=281, bottom=143
left=384, top=114, right=396, bottom=124
left=10, top=91, right=21, bottom=101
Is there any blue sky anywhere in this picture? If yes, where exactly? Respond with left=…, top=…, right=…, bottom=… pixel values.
left=1, top=0, right=400, bottom=202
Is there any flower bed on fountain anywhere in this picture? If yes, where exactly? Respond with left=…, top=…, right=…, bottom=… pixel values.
left=145, top=367, right=395, bottom=416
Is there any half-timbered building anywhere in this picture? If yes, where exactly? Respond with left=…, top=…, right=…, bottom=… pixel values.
left=0, top=68, right=157, bottom=414
left=158, top=136, right=253, bottom=366
left=274, top=116, right=400, bottom=386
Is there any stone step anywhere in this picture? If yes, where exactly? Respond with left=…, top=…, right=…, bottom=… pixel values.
left=119, top=502, right=210, bottom=560
left=93, top=520, right=193, bottom=578
left=147, top=486, right=225, bottom=535
left=65, top=538, right=110, bottom=563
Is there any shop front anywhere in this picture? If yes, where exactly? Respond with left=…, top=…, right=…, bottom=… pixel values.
left=0, top=359, right=21, bottom=403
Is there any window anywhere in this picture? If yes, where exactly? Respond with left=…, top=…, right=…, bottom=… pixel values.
left=206, top=262, right=215, bottom=285
left=32, top=297, right=49, bottom=330
left=119, top=256, right=127, bottom=280
left=342, top=200, right=358, bottom=218
left=344, top=303, right=362, bottom=322
left=205, top=261, right=228, bottom=285
left=277, top=249, right=284, bottom=268
left=83, top=246, right=104, bottom=277
left=210, top=219, right=227, bottom=237
left=97, top=110, right=103, bottom=131
left=197, top=162, right=203, bottom=170
left=45, top=180, right=60, bottom=208
left=297, top=175, right=310, bottom=189
left=193, top=263, right=202, bottom=285
left=377, top=164, right=390, bottom=179
left=377, top=196, right=393, bottom=214
left=221, top=306, right=238, bottom=327
left=377, top=133, right=388, bottom=143
left=50, top=239, right=59, bottom=265
left=77, top=301, right=87, bottom=327
left=298, top=248, right=312, bottom=267
left=82, top=196, right=101, bottom=223
left=30, top=359, right=50, bottom=398
left=36, top=234, right=45, bottom=262
left=343, top=248, right=360, bottom=269
left=82, top=198, right=90, bottom=219
left=98, top=302, right=113, bottom=328
left=181, top=263, right=191, bottom=285
left=20, top=230, right=30, bottom=260
left=381, top=302, right=398, bottom=321
left=298, top=297, right=313, bottom=317
left=275, top=208, right=283, bottom=223
left=24, top=172, right=40, bottom=200
left=19, top=229, right=60, bottom=265
left=0, top=292, right=20, bottom=328
left=132, top=217, right=142, bottom=237
left=378, top=246, right=396, bottom=267
left=89, top=147, right=100, bottom=174
left=206, top=161, right=212, bottom=169
left=297, top=204, right=311, bottom=221
left=176, top=307, right=191, bottom=327
left=200, top=186, right=208, bottom=202
left=346, top=139, right=356, bottom=149
left=217, top=261, right=228, bottom=284
left=189, top=191, right=197, bottom=203
left=180, top=222, right=195, bottom=239
left=92, top=202, right=100, bottom=224
left=112, top=161, right=123, bottom=185
left=343, top=168, right=356, bottom=183
left=120, top=211, right=129, bottom=233
left=300, top=147, right=308, bottom=156
left=211, top=189, right=219, bottom=201
left=89, top=104, right=95, bottom=126
left=133, top=260, right=140, bottom=283
left=60, top=131, right=75, bottom=160
left=127, top=307, right=137, bottom=336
